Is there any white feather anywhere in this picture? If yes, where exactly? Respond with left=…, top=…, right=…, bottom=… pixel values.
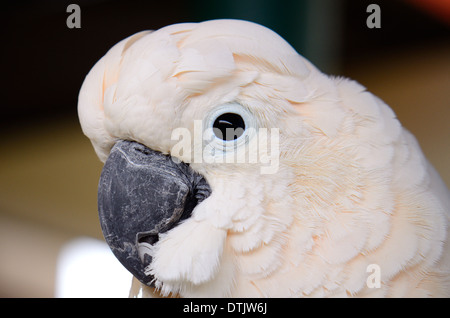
left=79, top=19, right=450, bottom=297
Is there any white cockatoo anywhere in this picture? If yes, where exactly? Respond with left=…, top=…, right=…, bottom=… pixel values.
left=78, top=19, right=450, bottom=297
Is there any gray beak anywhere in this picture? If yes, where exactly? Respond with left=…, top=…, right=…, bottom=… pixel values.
left=98, top=140, right=211, bottom=286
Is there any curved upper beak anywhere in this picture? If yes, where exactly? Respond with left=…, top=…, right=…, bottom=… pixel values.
left=97, top=140, right=211, bottom=286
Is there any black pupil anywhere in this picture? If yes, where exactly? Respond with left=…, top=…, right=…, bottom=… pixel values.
left=213, top=113, right=245, bottom=141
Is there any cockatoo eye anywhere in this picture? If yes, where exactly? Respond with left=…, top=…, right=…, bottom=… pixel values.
left=204, top=103, right=257, bottom=157
left=213, top=112, right=246, bottom=141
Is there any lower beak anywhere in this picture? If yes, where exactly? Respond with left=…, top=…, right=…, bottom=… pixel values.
left=97, top=140, right=211, bottom=286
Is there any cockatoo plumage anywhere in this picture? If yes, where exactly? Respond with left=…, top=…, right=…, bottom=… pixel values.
left=78, top=19, right=450, bottom=297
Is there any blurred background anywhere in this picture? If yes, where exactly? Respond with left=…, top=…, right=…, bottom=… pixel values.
left=0, top=0, right=449, bottom=297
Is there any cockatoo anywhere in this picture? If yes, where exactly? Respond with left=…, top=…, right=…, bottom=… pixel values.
left=78, top=19, right=450, bottom=297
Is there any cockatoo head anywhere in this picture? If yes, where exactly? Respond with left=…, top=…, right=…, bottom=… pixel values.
left=79, top=19, right=330, bottom=296
left=80, top=19, right=443, bottom=297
